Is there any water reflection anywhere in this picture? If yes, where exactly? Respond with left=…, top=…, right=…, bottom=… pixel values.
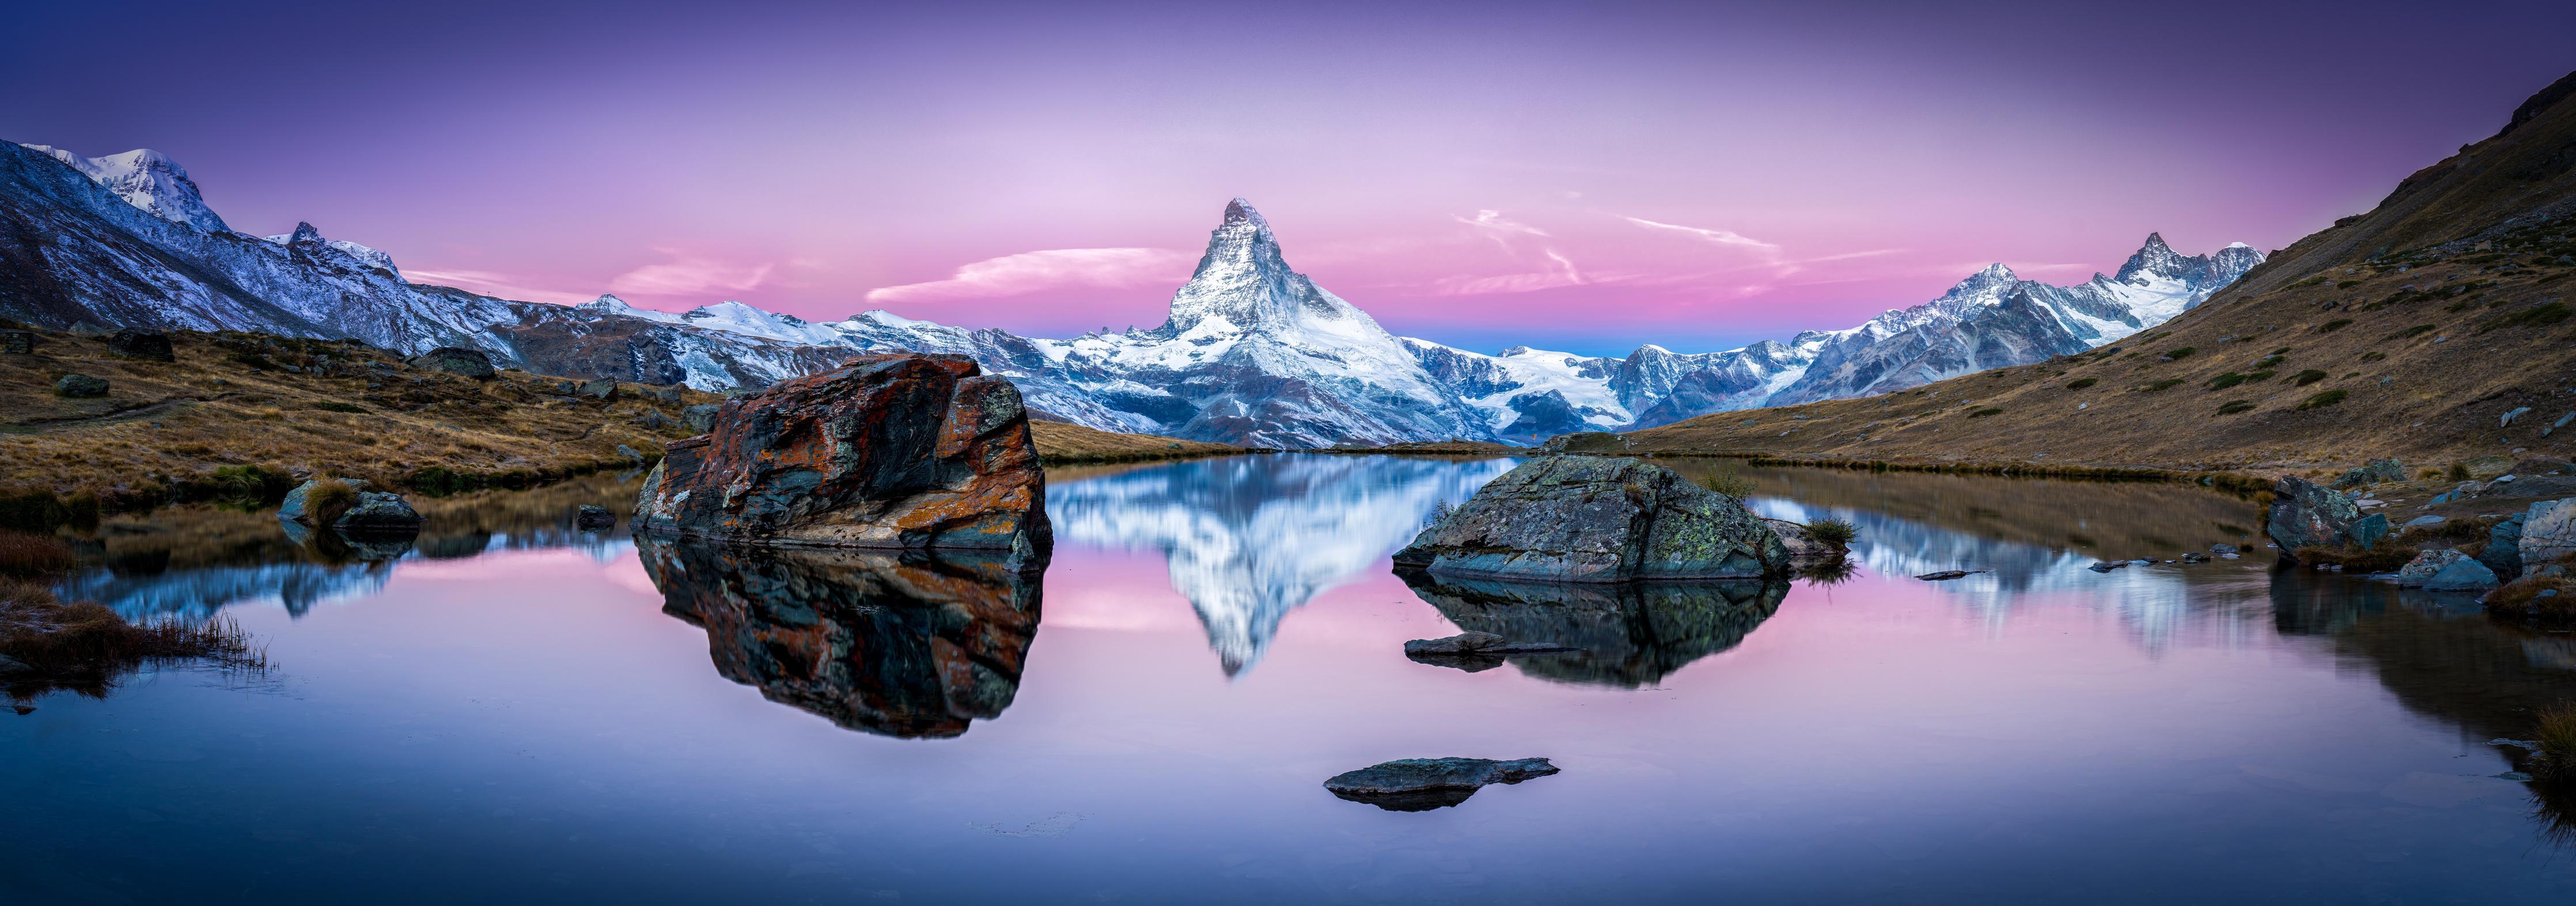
left=1047, top=454, right=1517, bottom=675
left=638, top=539, right=1042, bottom=739
left=59, top=474, right=642, bottom=618
left=1397, top=569, right=1790, bottom=687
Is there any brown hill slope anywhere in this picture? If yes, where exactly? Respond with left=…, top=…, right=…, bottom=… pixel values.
left=2, top=326, right=1237, bottom=528
left=1630, top=69, right=2576, bottom=474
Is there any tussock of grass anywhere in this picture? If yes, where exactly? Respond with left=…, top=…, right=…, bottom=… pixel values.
left=2486, top=575, right=2576, bottom=619
left=2163, top=346, right=2196, bottom=360
left=2535, top=702, right=2576, bottom=782
left=304, top=478, right=361, bottom=525
left=1, top=582, right=267, bottom=681
left=2142, top=379, right=2185, bottom=392
left=1697, top=469, right=1758, bottom=498
left=0, top=530, right=73, bottom=578
left=2479, top=301, right=2571, bottom=333
left=1806, top=518, right=1857, bottom=546
left=2319, top=318, right=2354, bottom=333
left=1968, top=407, right=2003, bottom=418
left=2217, top=400, right=2255, bottom=415
left=2208, top=372, right=2247, bottom=390
left=2297, top=389, right=2348, bottom=410
left=2065, top=378, right=2097, bottom=390
left=2290, top=369, right=2330, bottom=386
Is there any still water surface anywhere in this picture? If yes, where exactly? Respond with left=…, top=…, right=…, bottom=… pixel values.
left=7, top=455, right=2576, bottom=904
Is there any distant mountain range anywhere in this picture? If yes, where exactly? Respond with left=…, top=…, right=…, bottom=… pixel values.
left=0, top=140, right=2259, bottom=446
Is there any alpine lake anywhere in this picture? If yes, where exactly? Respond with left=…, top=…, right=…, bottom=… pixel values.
left=7, top=454, right=2576, bottom=904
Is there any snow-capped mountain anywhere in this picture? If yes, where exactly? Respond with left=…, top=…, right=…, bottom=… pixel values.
left=1399, top=235, right=2264, bottom=429
left=18, top=144, right=230, bottom=232
left=0, top=139, right=2261, bottom=447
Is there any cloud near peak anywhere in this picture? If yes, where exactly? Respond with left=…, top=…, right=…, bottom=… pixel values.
left=866, top=247, right=1194, bottom=303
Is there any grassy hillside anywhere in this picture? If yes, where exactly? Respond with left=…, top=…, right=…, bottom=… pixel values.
left=1028, top=418, right=1246, bottom=463
left=2, top=326, right=1237, bottom=528
left=1629, top=70, right=2576, bottom=475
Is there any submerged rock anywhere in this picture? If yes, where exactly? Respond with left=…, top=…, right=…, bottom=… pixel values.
left=405, top=346, right=495, bottom=378
left=575, top=505, right=615, bottom=530
left=1915, top=569, right=1988, bottom=580
left=1402, top=631, right=1577, bottom=656
left=1323, top=757, right=1559, bottom=811
left=638, top=539, right=1039, bottom=739
left=634, top=354, right=1051, bottom=568
left=1392, top=456, right=1788, bottom=582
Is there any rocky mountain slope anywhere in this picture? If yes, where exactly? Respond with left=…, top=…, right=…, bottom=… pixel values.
left=1627, top=69, right=2576, bottom=474
left=2, top=136, right=2253, bottom=447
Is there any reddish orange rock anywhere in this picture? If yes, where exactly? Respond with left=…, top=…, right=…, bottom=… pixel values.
left=633, top=353, right=1051, bottom=568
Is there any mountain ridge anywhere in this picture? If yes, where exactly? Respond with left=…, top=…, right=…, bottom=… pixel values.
left=3, top=139, right=2256, bottom=447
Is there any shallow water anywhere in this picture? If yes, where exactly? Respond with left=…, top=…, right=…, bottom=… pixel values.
left=8, top=455, right=2576, bottom=904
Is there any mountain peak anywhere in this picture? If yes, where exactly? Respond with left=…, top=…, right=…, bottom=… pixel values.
left=289, top=221, right=323, bottom=244
left=578, top=294, right=636, bottom=312
left=19, top=142, right=230, bottom=232
left=1161, top=198, right=1367, bottom=335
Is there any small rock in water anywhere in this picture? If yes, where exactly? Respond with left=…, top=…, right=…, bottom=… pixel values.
left=2211, top=543, right=2239, bottom=554
left=2423, top=558, right=2501, bottom=591
left=575, top=505, right=615, bottom=530
left=1915, top=569, right=1989, bottom=581
left=2181, top=552, right=2210, bottom=563
left=335, top=492, right=425, bottom=535
left=2088, top=561, right=2130, bottom=573
left=1323, top=757, right=1558, bottom=811
left=2497, top=772, right=2535, bottom=782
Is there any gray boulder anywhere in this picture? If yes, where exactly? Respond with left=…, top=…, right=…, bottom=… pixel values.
left=2480, top=513, right=2527, bottom=580
left=334, top=492, right=423, bottom=535
left=52, top=373, right=108, bottom=397
left=2266, top=476, right=2380, bottom=559
left=642, top=386, right=682, bottom=404
left=1, top=330, right=35, bottom=354
left=2520, top=499, right=2576, bottom=569
left=1323, top=757, right=1558, bottom=811
left=277, top=477, right=368, bottom=526
left=575, top=504, right=616, bottom=530
left=406, top=346, right=496, bottom=378
left=579, top=379, right=619, bottom=401
left=2497, top=474, right=2576, bottom=499
left=105, top=329, right=175, bottom=361
left=683, top=403, right=721, bottom=433
left=2332, top=458, right=2405, bottom=489
left=2392, top=549, right=2468, bottom=586
left=633, top=410, right=676, bottom=431
left=2425, top=558, right=2501, bottom=591
left=1392, top=456, right=1790, bottom=582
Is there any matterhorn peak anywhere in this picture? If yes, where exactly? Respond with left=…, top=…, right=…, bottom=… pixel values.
left=1160, top=198, right=1367, bottom=335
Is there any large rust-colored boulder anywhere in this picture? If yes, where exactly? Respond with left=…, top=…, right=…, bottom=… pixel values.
left=632, top=353, right=1051, bottom=567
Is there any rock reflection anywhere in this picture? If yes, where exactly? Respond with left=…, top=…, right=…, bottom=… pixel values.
left=1396, top=569, right=1789, bottom=688
left=1047, top=455, right=1517, bottom=675
left=58, top=474, right=643, bottom=618
left=638, top=540, right=1041, bottom=739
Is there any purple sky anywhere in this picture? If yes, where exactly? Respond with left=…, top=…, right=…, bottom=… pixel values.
left=10, top=1, right=2573, bottom=356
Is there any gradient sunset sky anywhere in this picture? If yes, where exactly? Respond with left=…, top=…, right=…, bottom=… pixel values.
left=9, top=0, right=2573, bottom=355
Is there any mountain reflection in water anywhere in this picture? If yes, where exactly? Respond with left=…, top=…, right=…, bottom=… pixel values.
left=638, top=540, right=1041, bottom=739
left=1047, top=454, right=1517, bottom=675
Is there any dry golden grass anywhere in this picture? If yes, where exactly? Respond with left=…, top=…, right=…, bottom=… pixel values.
left=1625, top=76, right=2576, bottom=476
left=2, top=577, right=268, bottom=700
left=1028, top=418, right=1244, bottom=463
left=2538, top=701, right=2576, bottom=782
left=1, top=329, right=721, bottom=524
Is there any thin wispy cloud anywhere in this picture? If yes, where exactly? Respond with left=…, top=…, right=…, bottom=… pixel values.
left=865, top=247, right=1194, bottom=303
left=1617, top=215, right=1781, bottom=254
left=1453, top=209, right=1552, bottom=249
left=608, top=248, right=779, bottom=297
left=400, top=267, right=598, bottom=305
